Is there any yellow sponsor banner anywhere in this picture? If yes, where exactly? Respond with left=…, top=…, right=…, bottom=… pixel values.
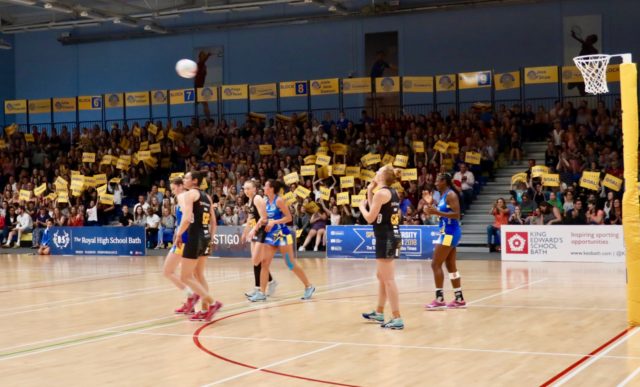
left=401, top=168, right=418, bottom=181
left=376, top=77, right=400, bottom=93
left=151, top=90, right=168, bottom=105
left=458, top=71, right=492, bottom=90
left=393, top=154, right=408, bottom=168
left=561, top=66, right=583, bottom=84
left=342, top=78, right=371, bottom=94
left=361, top=153, right=381, bottom=167
left=532, top=165, right=550, bottom=178
left=465, top=152, right=481, bottom=165
left=19, top=189, right=31, bottom=201
left=360, top=169, right=376, bottom=182
left=603, top=174, right=623, bottom=191
left=542, top=173, right=560, bottom=187
left=105, top=93, right=124, bottom=108
left=413, top=141, right=425, bottom=153
left=197, top=87, right=218, bottom=102
left=294, top=186, right=311, bottom=199
left=316, top=154, right=331, bottom=166
left=34, top=183, right=47, bottom=197
left=249, top=83, right=277, bottom=100
left=310, top=78, right=339, bottom=96
left=259, top=144, right=273, bottom=155
left=580, top=171, right=601, bottom=191
left=333, top=164, right=346, bottom=176
left=436, top=74, right=456, bottom=92
left=4, top=100, right=27, bottom=114
left=24, top=133, right=34, bottom=143
left=511, top=173, right=528, bottom=185
left=149, top=143, right=161, bottom=154
left=284, top=172, right=300, bottom=185
left=606, top=64, right=620, bottom=82
left=340, top=176, right=355, bottom=188
left=82, top=152, right=96, bottom=163
left=524, top=66, right=558, bottom=84
left=279, top=81, right=308, bottom=98
left=402, top=76, right=434, bottom=93
left=351, top=195, right=365, bottom=207
left=447, top=142, right=459, bottom=155
left=434, top=140, right=449, bottom=153
left=495, top=71, right=520, bottom=91
left=125, top=91, right=149, bottom=107
left=94, top=174, right=107, bottom=186
left=169, top=89, right=196, bottom=105
left=345, top=166, right=360, bottom=177
left=78, top=96, right=102, bottom=110
left=304, top=155, right=317, bottom=165
left=301, top=165, right=316, bottom=176
left=336, top=192, right=350, bottom=206
left=320, top=186, right=331, bottom=201
left=221, top=85, right=248, bottom=100
left=28, top=99, right=51, bottom=114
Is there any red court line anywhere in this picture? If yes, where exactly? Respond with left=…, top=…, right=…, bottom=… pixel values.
left=193, top=303, right=362, bottom=387
left=540, top=327, right=634, bottom=386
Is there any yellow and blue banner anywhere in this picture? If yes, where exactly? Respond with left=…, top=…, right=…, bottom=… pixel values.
left=125, top=92, right=149, bottom=107
left=436, top=74, right=456, bottom=92
left=151, top=90, right=168, bottom=105
left=458, top=71, right=492, bottom=89
left=402, top=76, right=434, bottom=93
left=4, top=99, right=27, bottom=114
left=221, top=85, right=248, bottom=100
left=28, top=99, right=51, bottom=114
left=342, top=78, right=371, bottom=94
left=105, top=93, right=124, bottom=108
left=78, top=96, right=102, bottom=110
left=280, top=81, right=308, bottom=97
left=495, top=71, right=520, bottom=91
left=310, top=78, right=339, bottom=96
left=53, top=98, right=76, bottom=113
left=169, top=89, right=196, bottom=104
left=524, top=66, right=558, bottom=84
left=561, top=66, right=583, bottom=83
left=197, top=87, right=217, bottom=102
left=376, top=77, right=400, bottom=93
left=250, top=83, right=277, bottom=100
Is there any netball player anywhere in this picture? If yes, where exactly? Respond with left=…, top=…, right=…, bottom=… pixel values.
left=242, top=180, right=277, bottom=298
left=175, top=171, right=222, bottom=322
left=359, top=166, right=404, bottom=330
left=163, top=177, right=199, bottom=314
left=248, top=179, right=315, bottom=302
left=423, top=173, right=466, bottom=310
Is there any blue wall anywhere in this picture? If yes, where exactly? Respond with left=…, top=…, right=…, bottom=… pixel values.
left=10, top=0, right=640, bottom=100
left=0, top=35, right=15, bottom=124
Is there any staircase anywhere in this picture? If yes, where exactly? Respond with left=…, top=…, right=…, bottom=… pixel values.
left=458, top=142, right=547, bottom=252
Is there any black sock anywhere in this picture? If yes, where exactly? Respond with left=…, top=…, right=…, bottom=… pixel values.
left=268, top=271, right=273, bottom=282
left=435, top=289, right=444, bottom=302
left=253, top=263, right=261, bottom=287
left=455, top=290, right=464, bottom=301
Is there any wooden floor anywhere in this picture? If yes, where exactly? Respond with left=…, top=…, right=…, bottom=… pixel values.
left=0, top=254, right=638, bottom=387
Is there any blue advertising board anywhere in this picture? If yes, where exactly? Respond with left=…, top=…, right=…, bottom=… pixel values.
left=48, top=226, right=146, bottom=256
left=326, top=225, right=440, bottom=259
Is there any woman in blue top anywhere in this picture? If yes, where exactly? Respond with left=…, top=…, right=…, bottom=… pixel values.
left=424, top=173, right=466, bottom=310
left=248, top=179, right=315, bottom=302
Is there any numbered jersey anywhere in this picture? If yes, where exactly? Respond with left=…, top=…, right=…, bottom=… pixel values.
left=187, top=189, right=212, bottom=242
left=372, top=187, right=401, bottom=240
left=246, top=195, right=261, bottom=229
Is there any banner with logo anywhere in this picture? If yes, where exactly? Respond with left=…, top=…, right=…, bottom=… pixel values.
left=4, top=100, right=27, bottom=114
left=326, top=225, right=439, bottom=259
left=402, top=76, right=434, bottom=93
left=280, top=81, right=308, bottom=97
left=376, top=77, right=400, bottom=93
left=105, top=93, right=124, bottom=108
left=52, top=98, right=76, bottom=113
left=125, top=92, right=150, bottom=107
left=342, top=78, right=371, bottom=94
left=561, top=66, right=583, bottom=83
left=48, top=226, right=146, bottom=256
left=524, top=66, right=558, bottom=84
left=495, top=71, right=520, bottom=91
left=170, top=89, right=196, bottom=104
left=151, top=90, right=168, bottom=105
left=28, top=99, right=51, bottom=114
left=310, top=78, right=339, bottom=96
left=221, top=85, right=248, bottom=100
left=249, top=83, right=277, bottom=100
left=197, top=87, right=218, bottom=102
left=436, top=74, right=456, bottom=92
left=78, top=96, right=102, bottom=110
left=458, top=71, right=492, bottom=90
left=501, top=225, right=624, bottom=263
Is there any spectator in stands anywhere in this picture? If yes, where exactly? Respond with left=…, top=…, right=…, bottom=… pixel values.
left=298, top=208, right=327, bottom=252
left=586, top=200, right=605, bottom=225
left=487, top=198, right=509, bottom=252
left=133, top=195, right=150, bottom=215
left=157, top=207, right=175, bottom=249
left=531, top=183, right=547, bottom=206
left=539, top=201, right=563, bottom=225
left=519, top=193, right=536, bottom=218
left=606, top=198, right=622, bottom=225
left=119, top=205, right=134, bottom=226
left=509, top=131, right=523, bottom=165
left=547, top=191, right=563, bottom=212
left=68, top=206, right=84, bottom=227
left=145, top=207, right=161, bottom=249
left=221, top=206, right=238, bottom=226
left=4, top=206, right=32, bottom=248
left=564, top=199, right=586, bottom=225
left=85, top=201, right=99, bottom=227
left=398, top=191, right=412, bottom=216
left=32, top=207, right=51, bottom=249
left=453, top=163, right=474, bottom=211
left=53, top=207, right=67, bottom=227
left=508, top=206, right=525, bottom=225
left=133, top=206, right=146, bottom=227
left=1, top=206, right=16, bottom=245
left=38, top=218, right=53, bottom=255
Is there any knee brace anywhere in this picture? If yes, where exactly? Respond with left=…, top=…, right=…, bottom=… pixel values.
left=284, top=253, right=294, bottom=270
left=449, top=271, right=461, bottom=280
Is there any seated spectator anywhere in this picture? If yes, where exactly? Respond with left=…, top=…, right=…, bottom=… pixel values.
left=548, top=191, right=563, bottom=212
left=133, top=206, right=147, bottom=227
left=519, top=193, right=536, bottom=218
left=508, top=206, right=525, bottom=225
left=68, top=206, right=84, bottom=227
left=119, top=205, right=134, bottom=226
left=453, top=163, right=475, bottom=212
left=586, top=200, right=605, bottom=225
left=221, top=205, right=238, bottom=226
left=4, top=206, right=32, bottom=248
left=539, top=201, right=563, bottom=225
left=145, top=207, right=161, bottom=249
left=32, top=207, right=51, bottom=249
left=133, top=195, right=150, bottom=215
left=487, top=198, right=509, bottom=252
left=157, top=207, right=175, bottom=249
left=562, top=190, right=575, bottom=215
left=298, top=208, right=327, bottom=252
left=525, top=207, right=543, bottom=225
left=1, top=206, right=16, bottom=245
left=564, top=199, right=587, bottom=225
left=85, top=201, right=99, bottom=227
left=531, top=184, right=547, bottom=206
left=53, top=207, right=67, bottom=227
left=606, top=198, right=622, bottom=225
left=38, top=218, right=53, bottom=256
left=603, top=191, right=615, bottom=220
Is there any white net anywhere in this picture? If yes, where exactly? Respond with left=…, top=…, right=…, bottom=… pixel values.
left=573, top=54, right=612, bottom=95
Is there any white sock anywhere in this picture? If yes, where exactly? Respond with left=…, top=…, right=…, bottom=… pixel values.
left=184, top=287, right=192, bottom=297
left=454, top=287, right=462, bottom=292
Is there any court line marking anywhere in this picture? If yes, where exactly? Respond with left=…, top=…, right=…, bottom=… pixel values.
left=0, top=276, right=379, bottom=359
left=617, top=363, right=640, bottom=387
left=201, top=344, right=343, bottom=386
left=466, top=278, right=548, bottom=305
left=542, top=327, right=639, bottom=386
left=0, top=272, right=135, bottom=291
left=105, top=330, right=640, bottom=361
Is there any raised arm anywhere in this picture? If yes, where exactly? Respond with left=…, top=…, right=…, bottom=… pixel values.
left=359, top=189, right=390, bottom=224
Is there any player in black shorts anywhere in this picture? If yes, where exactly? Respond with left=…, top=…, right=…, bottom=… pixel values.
left=242, top=180, right=277, bottom=299
left=359, top=165, right=404, bottom=330
left=175, top=171, right=222, bottom=322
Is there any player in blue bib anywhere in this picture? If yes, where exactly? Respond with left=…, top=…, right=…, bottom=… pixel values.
left=424, top=173, right=466, bottom=310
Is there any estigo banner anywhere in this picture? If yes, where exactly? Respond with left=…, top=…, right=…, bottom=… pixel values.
left=500, top=225, right=625, bottom=263
left=210, top=226, right=297, bottom=257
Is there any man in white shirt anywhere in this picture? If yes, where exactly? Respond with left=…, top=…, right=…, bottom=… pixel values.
left=5, top=206, right=33, bottom=248
left=133, top=195, right=150, bottom=215
left=453, top=163, right=475, bottom=212
left=145, top=208, right=161, bottom=249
